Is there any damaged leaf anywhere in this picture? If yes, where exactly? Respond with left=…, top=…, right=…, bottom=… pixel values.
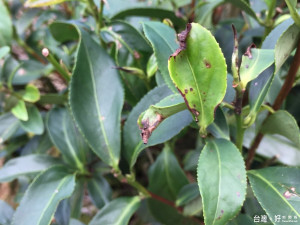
left=168, top=23, right=227, bottom=135
left=138, top=94, right=187, bottom=144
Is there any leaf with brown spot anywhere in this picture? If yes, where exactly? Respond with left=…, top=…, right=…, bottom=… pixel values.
left=168, top=23, right=227, bottom=135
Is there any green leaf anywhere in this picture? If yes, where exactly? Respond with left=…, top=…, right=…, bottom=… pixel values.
left=260, top=110, right=300, bottom=148
left=197, top=139, right=247, bottom=225
left=70, top=179, right=85, bottom=219
left=0, top=113, right=19, bottom=144
left=147, top=53, right=158, bottom=78
left=0, top=154, right=61, bottom=182
left=20, top=106, right=44, bottom=135
left=12, top=165, right=75, bottom=225
left=207, top=107, right=230, bottom=140
left=0, top=200, right=14, bottom=225
left=226, top=214, right=255, bottom=225
left=225, top=0, right=260, bottom=22
left=168, top=23, right=227, bottom=135
left=240, top=49, right=275, bottom=89
left=24, top=0, right=70, bottom=7
left=248, top=167, right=300, bottom=224
left=87, top=174, right=112, bottom=209
left=47, top=107, right=88, bottom=172
left=123, top=85, right=192, bottom=169
left=11, top=100, right=28, bottom=121
left=137, top=94, right=187, bottom=144
left=70, top=219, right=85, bottom=225
left=0, top=46, right=10, bottom=60
left=0, top=0, right=13, bottom=46
left=89, top=196, right=141, bottom=225
left=148, top=145, right=195, bottom=225
left=65, top=23, right=124, bottom=169
left=143, top=22, right=179, bottom=93
left=248, top=19, right=300, bottom=124
left=22, top=84, right=40, bottom=103
left=285, top=0, right=300, bottom=27
left=176, top=183, right=200, bottom=207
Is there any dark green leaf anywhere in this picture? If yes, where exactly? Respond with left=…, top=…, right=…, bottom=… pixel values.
left=248, top=167, right=300, bottom=224
left=0, top=113, right=19, bottom=143
left=0, top=154, right=61, bottom=182
left=87, top=174, right=112, bottom=209
left=55, top=199, right=70, bottom=225
left=260, top=110, right=300, bottom=148
left=169, top=23, right=227, bottom=135
left=47, top=107, right=88, bottom=171
left=89, top=196, right=141, bottom=225
left=197, top=139, right=247, bottom=225
left=0, top=0, right=13, bottom=46
left=20, top=106, right=44, bottom=135
left=176, top=183, right=200, bottom=207
left=226, top=214, right=255, bottom=225
left=12, top=165, right=76, bottom=225
left=207, top=107, right=230, bottom=140
left=70, top=179, right=85, bottom=219
left=143, top=22, right=178, bottom=93
left=123, top=85, right=192, bottom=168
left=0, top=46, right=10, bottom=60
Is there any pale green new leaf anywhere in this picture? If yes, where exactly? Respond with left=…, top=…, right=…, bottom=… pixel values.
left=12, top=166, right=76, bottom=225
left=11, top=100, right=28, bottom=121
left=169, top=23, right=227, bottom=135
left=240, top=49, right=275, bottom=89
left=22, top=84, right=40, bottom=103
left=197, top=139, right=247, bottom=225
left=0, top=154, right=61, bottom=182
left=260, top=110, right=300, bottom=148
left=89, top=197, right=141, bottom=225
left=248, top=167, right=300, bottom=224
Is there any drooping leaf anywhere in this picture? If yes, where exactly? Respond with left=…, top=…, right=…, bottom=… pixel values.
left=12, top=166, right=76, bottom=225
left=247, top=19, right=300, bottom=124
left=260, top=110, right=300, bottom=148
left=47, top=107, right=88, bottom=172
left=143, top=22, right=178, bottom=93
left=62, top=22, right=124, bottom=169
left=147, top=145, right=196, bottom=225
left=0, top=200, right=14, bottom=225
left=89, top=196, right=141, bottom=225
left=239, top=48, right=275, bottom=89
left=24, top=0, right=70, bottom=7
left=168, top=23, right=227, bottom=135
left=123, top=85, right=192, bottom=169
left=137, top=94, right=187, bottom=144
left=176, top=183, right=200, bottom=207
left=0, top=154, right=61, bottom=182
left=197, top=138, right=247, bottom=225
left=87, top=174, right=112, bottom=209
left=22, top=84, right=40, bottom=103
left=207, top=107, right=230, bottom=140
left=0, top=0, right=13, bottom=46
left=248, top=167, right=300, bottom=224
left=11, top=100, right=28, bottom=121
left=0, top=113, right=19, bottom=143
left=20, top=106, right=44, bottom=135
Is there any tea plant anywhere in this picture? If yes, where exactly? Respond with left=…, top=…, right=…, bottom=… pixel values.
left=0, top=0, right=299, bottom=225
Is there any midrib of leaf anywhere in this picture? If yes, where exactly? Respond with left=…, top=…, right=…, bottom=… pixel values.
left=36, top=175, right=73, bottom=225
left=91, top=178, right=109, bottom=205
left=62, top=112, right=84, bottom=171
left=248, top=171, right=300, bottom=217
left=185, top=55, right=204, bottom=124
left=144, top=24, right=176, bottom=52
left=211, top=141, right=221, bottom=225
left=82, top=40, right=116, bottom=166
left=163, top=149, right=177, bottom=198
left=114, top=197, right=140, bottom=225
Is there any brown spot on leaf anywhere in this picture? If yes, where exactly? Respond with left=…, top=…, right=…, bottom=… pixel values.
left=184, top=89, right=188, bottom=94
left=170, top=23, right=192, bottom=58
left=283, top=190, right=292, bottom=199
left=244, top=43, right=256, bottom=59
left=204, top=60, right=211, bottom=68
left=140, top=114, right=164, bottom=144
left=190, top=87, right=193, bottom=91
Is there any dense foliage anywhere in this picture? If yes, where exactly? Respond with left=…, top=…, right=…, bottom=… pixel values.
left=0, top=0, right=300, bottom=225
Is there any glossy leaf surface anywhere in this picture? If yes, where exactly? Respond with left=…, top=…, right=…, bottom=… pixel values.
left=143, top=22, right=178, bottom=92
left=47, top=107, right=88, bottom=171
left=248, top=167, right=300, bottom=224
left=89, top=196, right=141, bottom=225
left=169, top=23, right=227, bottom=135
left=0, top=154, right=60, bottom=182
left=20, top=106, right=44, bottom=135
left=67, top=22, right=124, bottom=168
left=197, top=139, right=247, bottom=225
left=123, top=86, right=192, bottom=168
left=12, top=166, right=76, bottom=225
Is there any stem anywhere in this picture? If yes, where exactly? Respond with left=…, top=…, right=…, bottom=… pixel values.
left=98, top=0, right=104, bottom=29
left=235, top=113, right=245, bottom=152
left=220, top=102, right=235, bottom=110
left=46, top=53, right=71, bottom=82
left=245, top=39, right=300, bottom=169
